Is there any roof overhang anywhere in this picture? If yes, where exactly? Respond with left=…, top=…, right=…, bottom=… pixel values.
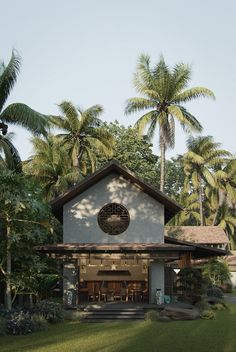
left=36, top=237, right=228, bottom=260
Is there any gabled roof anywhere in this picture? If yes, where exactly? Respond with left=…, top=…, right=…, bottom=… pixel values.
left=51, top=160, right=182, bottom=223
left=165, top=226, right=229, bottom=244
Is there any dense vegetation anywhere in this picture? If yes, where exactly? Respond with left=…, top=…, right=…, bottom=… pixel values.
left=0, top=51, right=236, bottom=311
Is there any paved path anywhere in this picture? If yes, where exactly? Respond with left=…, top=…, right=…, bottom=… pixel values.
left=223, top=294, right=236, bottom=304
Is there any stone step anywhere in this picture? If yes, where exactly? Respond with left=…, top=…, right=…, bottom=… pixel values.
left=82, top=307, right=144, bottom=322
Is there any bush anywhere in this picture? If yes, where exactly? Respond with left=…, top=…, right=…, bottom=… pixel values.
left=195, top=300, right=211, bottom=312
left=35, top=300, right=64, bottom=323
left=200, top=310, right=216, bottom=320
left=6, top=311, right=47, bottom=335
left=0, top=317, right=6, bottom=335
left=145, top=310, right=159, bottom=321
left=202, top=260, right=231, bottom=287
left=207, top=286, right=223, bottom=298
left=212, top=302, right=227, bottom=311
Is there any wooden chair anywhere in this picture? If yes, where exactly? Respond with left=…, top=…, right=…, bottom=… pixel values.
left=99, top=286, right=108, bottom=302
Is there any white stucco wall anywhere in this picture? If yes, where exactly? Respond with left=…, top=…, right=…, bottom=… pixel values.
left=63, top=172, right=164, bottom=244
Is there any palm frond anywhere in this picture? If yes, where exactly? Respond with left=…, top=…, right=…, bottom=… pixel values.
left=0, top=50, right=21, bottom=112
left=0, top=103, right=49, bottom=136
left=173, top=87, right=215, bottom=104
left=124, top=98, right=156, bottom=115
left=0, top=134, right=22, bottom=172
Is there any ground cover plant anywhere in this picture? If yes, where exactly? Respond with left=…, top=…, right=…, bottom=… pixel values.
left=0, top=303, right=236, bottom=352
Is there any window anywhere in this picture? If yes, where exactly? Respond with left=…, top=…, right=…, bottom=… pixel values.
left=97, top=203, right=130, bottom=235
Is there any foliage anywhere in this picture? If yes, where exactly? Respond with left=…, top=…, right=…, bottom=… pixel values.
left=97, top=121, right=184, bottom=199
left=0, top=170, right=56, bottom=309
left=181, top=136, right=231, bottom=225
left=97, top=121, right=160, bottom=184
left=50, top=101, right=114, bottom=174
left=206, top=286, right=224, bottom=299
left=203, top=260, right=231, bottom=287
left=144, top=310, right=159, bottom=321
left=125, top=53, right=214, bottom=191
left=0, top=51, right=49, bottom=171
left=212, top=303, right=227, bottom=311
left=200, top=309, right=216, bottom=320
left=34, top=300, right=64, bottom=323
left=24, top=135, right=81, bottom=200
left=176, top=267, right=204, bottom=304
left=6, top=311, right=47, bottom=335
left=194, top=300, right=211, bottom=312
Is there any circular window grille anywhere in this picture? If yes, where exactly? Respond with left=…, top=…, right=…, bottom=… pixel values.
left=97, top=203, right=130, bottom=235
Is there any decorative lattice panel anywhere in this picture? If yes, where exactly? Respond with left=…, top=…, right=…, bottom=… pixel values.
left=97, top=203, right=130, bottom=235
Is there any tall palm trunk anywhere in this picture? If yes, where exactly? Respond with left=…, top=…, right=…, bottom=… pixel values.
left=5, top=219, right=12, bottom=310
left=198, top=176, right=205, bottom=226
left=160, top=135, right=166, bottom=192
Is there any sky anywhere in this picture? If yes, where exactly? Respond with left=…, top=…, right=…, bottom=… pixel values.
left=1, top=0, right=236, bottom=160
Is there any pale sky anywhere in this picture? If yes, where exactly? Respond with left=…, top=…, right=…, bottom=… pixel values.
left=1, top=0, right=236, bottom=160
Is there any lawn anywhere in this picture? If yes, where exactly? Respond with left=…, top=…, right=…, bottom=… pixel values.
left=1, top=304, right=236, bottom=352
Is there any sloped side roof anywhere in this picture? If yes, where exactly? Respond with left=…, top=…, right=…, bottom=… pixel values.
left=51, top=160, right=182, bottom=223
left=165, top=226, right=229, bottom=244
left=36, top=237, right=228, bottom=259
left=165, top=236, right=228, bottom=258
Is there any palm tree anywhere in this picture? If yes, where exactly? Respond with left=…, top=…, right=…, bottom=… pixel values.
left=0, top=51, right=49, bottom=170
left=50, top=101, right=114, bottom=174
left=0, top=133, right=22, bottom=172
left=168, top=192, right=200, bottom=226
left=182, top=136, right=231, bottom=225
left=125, top=54, right=215, bottom=191
left=24, top=136, right=81, bottom=201
left=0, top=50, right=49, bottom=136
left=205, top=158, right=236, bottom=226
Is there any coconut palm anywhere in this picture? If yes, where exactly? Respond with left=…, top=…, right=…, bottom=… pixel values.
left=206, top=158, right=236, bottom=226
left=125, top=54, right=215, bottom=191
left=50, top=101, right=114, bottom=174
left=0, top=133, right=22, bottom=172
left=24, top=136, right=81, bottom=201
left=0, top=51, right=49, bottom=136
left=0, top=51, right=49, bottom=170
left=182, top=136, right=231, bottom=225
left=168, top=191, right=200, bottom=226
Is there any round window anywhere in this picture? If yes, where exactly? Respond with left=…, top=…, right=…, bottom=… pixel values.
left=97, top=203, right=130, bottom=235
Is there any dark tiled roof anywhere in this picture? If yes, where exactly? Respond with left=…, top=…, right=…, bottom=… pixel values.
left=165, top=226, right=229, bottom=244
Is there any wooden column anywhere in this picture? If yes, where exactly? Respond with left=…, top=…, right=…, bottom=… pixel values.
left=178, top=252, right=192, bottom=268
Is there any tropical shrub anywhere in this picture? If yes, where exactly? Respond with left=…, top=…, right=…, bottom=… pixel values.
left=6, top=311, right=47, bottom=335
left=202, top=260, right=231, bottom=287
left=194, top=300, right=211, bottom=312
left=206, top=286, right=223, bottom=298
left=176, top=267, right=204, bottom=304
left=200, top=310, right=216, bottom=320
left=212, top=303, right=227, bottom=311
left=35, top=300, right=64, bottom=323
left=145, top=310, right=159, bottom=321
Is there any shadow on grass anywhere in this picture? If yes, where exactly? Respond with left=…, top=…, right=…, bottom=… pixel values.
left=1, top=305, right=236, bottom=352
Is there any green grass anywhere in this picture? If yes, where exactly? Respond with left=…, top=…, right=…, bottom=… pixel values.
left=1, top=304, right=236, bottom=352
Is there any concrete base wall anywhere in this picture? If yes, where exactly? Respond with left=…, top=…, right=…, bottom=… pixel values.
left=149, top=261, right=164, bottom=304
left=230, top=271, right=236, bottom=287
